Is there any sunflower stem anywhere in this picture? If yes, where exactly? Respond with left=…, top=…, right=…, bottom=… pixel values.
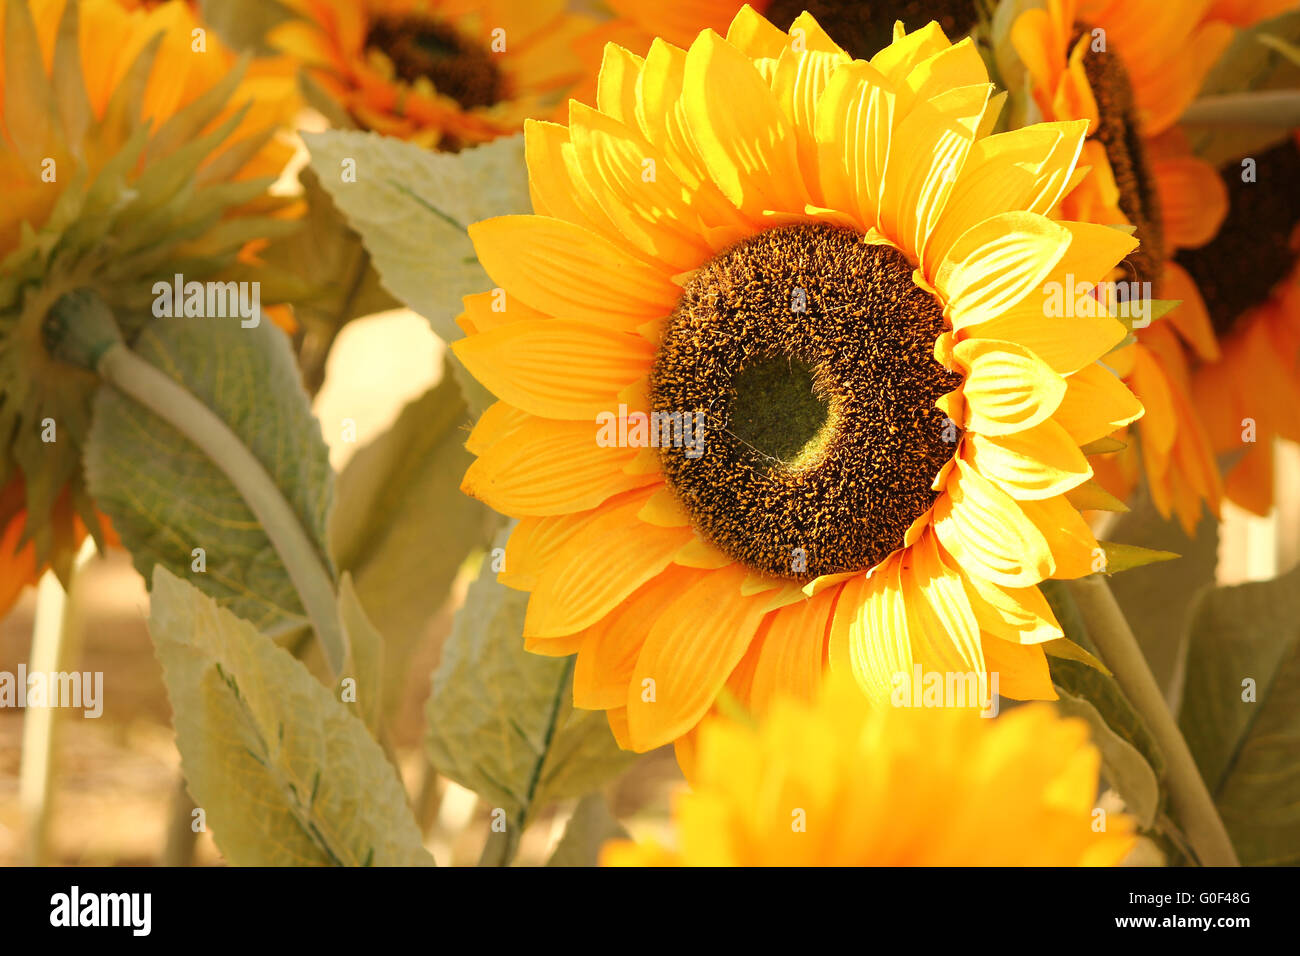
left=19, top=536, right=95, bottom=865
left=95, top=341, right=347, bottom=675
left=1065, top=575, right=1239, bottom=866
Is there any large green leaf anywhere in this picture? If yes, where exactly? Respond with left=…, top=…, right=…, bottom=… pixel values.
left=85, top=316, right=333, bottom=637
left=302, top=129, right=529, bottom=343
left=426, top=544, right=637, bottom=862
left=301, top=130, right=529, bottom=411
left=148, top=568, right=433, bottom=866
left=1179, top=565, right=1300, bottom=865
left=328, top=368, right=498, bottom=717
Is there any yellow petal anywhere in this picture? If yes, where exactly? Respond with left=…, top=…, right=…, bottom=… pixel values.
left=1053, top=362, right=1144, bottom=445
left=746, top=589, right=836, bottom=714
left=681, top=29, right=807, bottom=220
left=813, top=59, right=895, bottom=230
left=964, top=419, right=1093, bottom=500
left=828, top=558, right=912, bottom=703
left=937, top=211, right=1073, bottom=329
left=524, top=495, right=694, bottom=638
left=954, top=338, right=1068, bottom=436
left=462, top=416, right=657, bottom=515
left=468, top=215, right=680, bottom=329
left=627, top=564, right=768, bottom=750
left=932, top=459, right=1053, bottom=588
left=452, top=318, right=654, bottom=419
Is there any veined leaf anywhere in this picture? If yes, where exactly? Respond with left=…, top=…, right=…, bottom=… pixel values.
left=85, top=316, right=333, bottom=637
left=148, top=568, right=433, bottom=866
left=426, top=542, right=637, bottom=863
left=302, top=130, right=530, bottom=411
left=328, top=369, right=498, bottom=718
left=1179, top=565, right=1300, bottom=865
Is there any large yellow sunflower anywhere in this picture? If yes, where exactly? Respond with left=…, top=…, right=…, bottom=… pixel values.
left=602, top=675, right=1136, bottom=866
left=0, top=0, right=298, bottom=616
left=454, top=7, right=1145, bottom=757
left=1007, top=0, right=1296, bottom=530
left=269, top=0, right=595, bottom=149
left=1186, top=133, right=1300, bottom=514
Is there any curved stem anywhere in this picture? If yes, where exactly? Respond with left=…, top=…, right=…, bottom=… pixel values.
left=1066, top=575, right=1239, bottom=866
left=96, top=342, right=346, bottom=676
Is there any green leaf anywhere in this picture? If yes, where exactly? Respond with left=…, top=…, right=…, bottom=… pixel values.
left=148, top=567, right=433, bottom=866
left=1053, top=687, right=1161, bottom=829
left=302, top=130, right=530, bottom=411
left=302, top=129, right=529, bottom=340
left=1100, top=541, right=1180, bottom=574
left=546, top=793, right=630, bottom=867
left=1179, top=565, right=1300, bottom=865
left=426, top=543, right=637, bottom=861
left=328, top=368, right=497, bottom=718
left=85, top=317, right=334, bottom=637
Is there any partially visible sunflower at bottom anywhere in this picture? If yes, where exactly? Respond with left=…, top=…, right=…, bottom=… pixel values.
left=602, top=675, right=1136, bottom=866
left=1006, top=0, right=1298, bottom=531
left=1184, top=133, right=1300, bottom=514
left=454, top=7, right=1145, bottom=759
left=0, top=0, right=299, bottom=615
left=268, top=0, right=595, bottom=150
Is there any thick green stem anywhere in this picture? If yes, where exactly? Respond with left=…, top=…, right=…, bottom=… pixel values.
left=97, top=342, right=346, bottom=675
left=1066, top=575, right=1239, bottom=866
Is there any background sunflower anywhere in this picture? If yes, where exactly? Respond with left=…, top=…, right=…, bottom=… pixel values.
left=1004, top=0, right=1297, bottom=532
left=0, top=0, right=299, bottom=616
left=269, top=0, right=595, bottom=148
left=602, top=676, right=1137, bottom=865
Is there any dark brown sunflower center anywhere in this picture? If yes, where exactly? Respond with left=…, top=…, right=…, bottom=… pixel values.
left=650, top=223, right=963, bottom=581
left=1175, top=138, right=1300, bottom=338
left=1075, top=25, right=1164, bottom=285
left=763, top=0, right=981, bottom=59
left=365, top=14, right=503, bottom=110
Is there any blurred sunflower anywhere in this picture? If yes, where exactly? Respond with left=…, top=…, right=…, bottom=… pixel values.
left=602, top=676, right=1136, bottom=866
left=0, top=0, right=299, bottom=615
left=1184, top=134, right=1300, bottom=514
left=1006, top=0, right=1296, bottom=530
left=268, top=0, right=595, bottom=149
left=455, top=8, right=1144, bottom=756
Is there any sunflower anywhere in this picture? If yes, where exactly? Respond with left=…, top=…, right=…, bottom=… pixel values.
left=268, top=0, right=596, bottom=149
left=1184, top=133, right=1300, bottom=514
left=0, top=0, right=299, bottom=615
left=601, top=676, right=1136, bottom=866
left=454, top=7, right=1145, bottom=757
left=1006, top=0, right=1295, bottom=530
